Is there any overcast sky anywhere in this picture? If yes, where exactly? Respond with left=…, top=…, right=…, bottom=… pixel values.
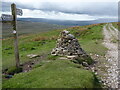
left=1, top=0, right=119, bottom=21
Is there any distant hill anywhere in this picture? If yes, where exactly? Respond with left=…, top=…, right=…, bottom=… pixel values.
left=1, top=21, right=68, bottom=38
left=18, top=18, right=117, bottom=26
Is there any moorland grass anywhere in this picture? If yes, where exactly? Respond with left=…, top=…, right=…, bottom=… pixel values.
left=2, top=23, right=107, bottom=88
left=2, top=23, right=107, bottom=69
left=112, top=22, right=118, bottom=29
left=3, top=60, right=101, bottom=88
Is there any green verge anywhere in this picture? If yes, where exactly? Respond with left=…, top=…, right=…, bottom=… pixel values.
left=66, top=23, right=107, bottom=56
left=112, top=22, right=118, bottom=29
left=3, top=60, right=101, bottom=88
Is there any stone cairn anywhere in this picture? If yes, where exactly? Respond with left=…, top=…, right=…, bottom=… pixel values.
left=51, top=30, right=88, bottom=60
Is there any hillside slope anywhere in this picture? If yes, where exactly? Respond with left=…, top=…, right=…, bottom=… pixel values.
left=2, top=21, right=67, bottom=38
left=2, top=22, right=111, bottom=88
left=2, top=23, right=106, bottom=69
left=3, top=60, right=101, bottom=88
left=18, top=18, right=117, bottom=26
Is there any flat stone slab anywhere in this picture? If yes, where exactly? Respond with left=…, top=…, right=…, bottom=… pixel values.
left=67, top=55, right=78, bottom=59
left=59, top=57, right=68, bottom=60
left=27, top=54, right=40, bottom=59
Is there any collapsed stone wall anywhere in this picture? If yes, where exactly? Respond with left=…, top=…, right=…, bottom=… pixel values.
left=51, top=30, right=88, bottom=59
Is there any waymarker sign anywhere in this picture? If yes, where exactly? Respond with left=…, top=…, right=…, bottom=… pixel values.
left=1, top=3, right=23, bottom=68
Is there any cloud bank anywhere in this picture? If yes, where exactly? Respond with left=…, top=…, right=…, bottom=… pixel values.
left=1, top=0, right=118, bottom=21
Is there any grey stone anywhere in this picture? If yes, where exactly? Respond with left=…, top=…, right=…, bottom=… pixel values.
left=64, top=30, right=69, bottom=33
left=82, top=62, right=89, bottom=67
left=67, top=55, right=78, bottom=60
left=59, top=57, right=68, bottom=60
left=66, top=34, right=75, bottom=39
left=27, top=54, right=39, bottom=59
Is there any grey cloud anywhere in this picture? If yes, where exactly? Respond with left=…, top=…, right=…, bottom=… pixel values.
left=2, top=2, right=11, bottom=12
left=2, top=2, right=36, bottom=12
left=2, top=1, right=118, bottom=17
left=39, top=2, right=118, bottom=16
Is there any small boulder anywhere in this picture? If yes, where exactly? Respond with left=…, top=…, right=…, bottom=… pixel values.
left=82, top=62, right=89, bottom=67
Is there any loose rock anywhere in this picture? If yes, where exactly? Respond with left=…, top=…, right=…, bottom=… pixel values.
left=27, top=54, right=40, bottom=59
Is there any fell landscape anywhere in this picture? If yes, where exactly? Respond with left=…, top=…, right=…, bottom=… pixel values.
left=1, top=0, right=119, bottom=89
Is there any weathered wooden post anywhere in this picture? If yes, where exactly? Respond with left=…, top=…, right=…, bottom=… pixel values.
left=11, top=3, right=20, bottom=68
left=1, top=3, right=23, bottom=68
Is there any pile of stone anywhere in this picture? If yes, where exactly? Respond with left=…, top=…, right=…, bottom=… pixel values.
left=51, top=30, right=88, bottom=59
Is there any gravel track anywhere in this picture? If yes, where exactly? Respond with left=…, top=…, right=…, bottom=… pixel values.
left=103, top=23, right=119, bottom=88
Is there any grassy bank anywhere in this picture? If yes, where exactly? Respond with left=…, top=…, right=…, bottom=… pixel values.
left=3, top=60, right=101, bottom=88
left=112, top=22, right=118, bottom=29
left=2, top=23, right=107, bottom=88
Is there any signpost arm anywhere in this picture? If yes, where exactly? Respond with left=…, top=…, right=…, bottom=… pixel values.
left=11, top=3, right=20, bottom=68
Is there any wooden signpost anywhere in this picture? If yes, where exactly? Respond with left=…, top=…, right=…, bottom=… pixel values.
left=10, top=3, right=23, bottom=68
left=11, top=3, right=20, bottom=68
left=1, top=3, right=23, bottom=68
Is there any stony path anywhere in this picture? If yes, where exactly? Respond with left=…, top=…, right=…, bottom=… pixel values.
left=103, top=23, right=119, bottom=88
